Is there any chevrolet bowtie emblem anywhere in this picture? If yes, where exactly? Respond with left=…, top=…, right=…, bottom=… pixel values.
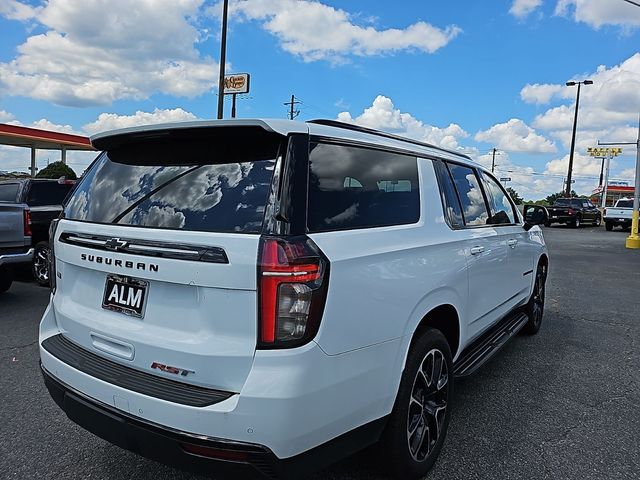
left=104, top=238, right=128, bottom=251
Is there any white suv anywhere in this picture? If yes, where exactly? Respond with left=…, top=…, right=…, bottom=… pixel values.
left=40, top=119, right=549, bottom=479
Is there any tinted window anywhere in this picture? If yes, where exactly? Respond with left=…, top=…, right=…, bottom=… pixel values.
left=482, top=174, right=516, bottom=224
left=27, top=182, right=74, bottom=206
left=307, top=143, right=420, bottom=232
left=435, top=161, right=464, bottom=228
left=571, top=199, right=583, bottom=208
left=0, top=183, right=19, bottom=202
left=555, top=199, right=570, bottom=206
left=447, top=164, right=489, bottom=226
left=617, top=200, right=632, bottom=208
left=65, top=153, right=276, bottom=233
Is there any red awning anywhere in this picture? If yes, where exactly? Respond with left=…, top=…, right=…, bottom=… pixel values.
left=0, top=123, right=94, bottom=151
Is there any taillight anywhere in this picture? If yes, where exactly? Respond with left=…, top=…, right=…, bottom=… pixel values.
left=603, top=208, right=607, bottom=216
left=49, top=219, right=59, bottom=291
left=23, top=209, right=32, bottom=236
left=257, top=236, right=329, bottom=348
left=568, top=208, right=574, bottom=215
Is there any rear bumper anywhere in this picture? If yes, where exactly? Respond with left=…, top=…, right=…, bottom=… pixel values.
left=42, top=364, right=387, bottom=479
left=0, top=248, right=34, bottom=267
left=604, top=218, right=631, bottom=225
left=41, top=364, right=277, bottom=479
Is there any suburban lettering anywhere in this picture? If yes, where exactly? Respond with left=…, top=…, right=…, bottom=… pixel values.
left=79, top=252, right=159, bottom=272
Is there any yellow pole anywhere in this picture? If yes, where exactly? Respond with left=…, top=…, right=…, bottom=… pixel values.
left=626, top=119, right=640, bottom=249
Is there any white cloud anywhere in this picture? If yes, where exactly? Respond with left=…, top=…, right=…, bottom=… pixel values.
left=0, top=0, right=40, bottom=21
left=217, top=0, right=461, bottom=62
left=0, top=0, right=218, bottom=106
left=545, top=152, right=603, bottom=176
left=82, top=108, right=198, bottom=135
left=0, top=110, right=15, bottom=122
left=520, top=83, right=563, bottom=104
left=475, top=119, right=557, bottom=154
left=337, top=95, right=469, bottom=151
left=555, top=0, right=640, bottom=29
left=509, top=0, right=543, bottom=18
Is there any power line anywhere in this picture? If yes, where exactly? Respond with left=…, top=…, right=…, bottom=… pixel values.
left=621, top=0, right=640, bottom=7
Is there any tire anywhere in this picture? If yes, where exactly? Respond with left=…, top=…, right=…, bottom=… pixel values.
left=523, top=263, right=546, bottom=335
left=594, top=216, right=601, bottom=227
left=572, top=215, right=581, bottom=228
left=605, top=222, right=613, bottom=231
left=0, top=268, right=13, bottom=294
left=32, top=241, right=51, bottom=287
left=544, top=221, right=551, bottom=227
left=381, top=329, right=453, bottom=479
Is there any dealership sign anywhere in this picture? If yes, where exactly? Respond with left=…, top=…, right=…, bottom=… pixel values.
left=223, top=73, right=250, bottom=94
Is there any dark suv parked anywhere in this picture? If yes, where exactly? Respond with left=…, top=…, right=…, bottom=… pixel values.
left=0, top=178, right=75, bottom=285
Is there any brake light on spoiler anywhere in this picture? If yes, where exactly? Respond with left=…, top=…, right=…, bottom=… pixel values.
left=257, top=236, right=329, bottom=349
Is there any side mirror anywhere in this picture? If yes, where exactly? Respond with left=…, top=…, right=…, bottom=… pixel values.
left=523, top=205, right=549, bottom=231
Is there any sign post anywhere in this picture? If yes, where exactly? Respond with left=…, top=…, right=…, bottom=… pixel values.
left=598, top=116, right=640, bottom=249
left=223, top=74, right=251, bottom=119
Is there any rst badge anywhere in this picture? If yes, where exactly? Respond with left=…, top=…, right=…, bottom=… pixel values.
left=102, top=274, right=148, bottom=318
left=151, top=362, right=195, bottom=377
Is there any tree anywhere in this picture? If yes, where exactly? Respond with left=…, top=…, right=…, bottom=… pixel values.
left=506, top=187, right=523, bottom=205
left=544, top=190, right=577, bottom=205
left=35, top=161, right=77, bottom=180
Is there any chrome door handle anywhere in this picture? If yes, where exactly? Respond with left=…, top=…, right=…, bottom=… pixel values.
left=507, top=239, right=518, bottom=247
left=470, top=246, right=485, bottom=255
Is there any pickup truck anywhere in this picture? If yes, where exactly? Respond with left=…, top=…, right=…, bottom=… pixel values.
left=0, top=183, right=33, bottom=294
left=0, top=178, right=75, bottom=287
left=545, top=198, right=601, bottom=228
left=604, top=198, right=635, bottom=231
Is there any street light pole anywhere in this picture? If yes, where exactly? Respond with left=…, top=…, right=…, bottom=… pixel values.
left=216, top=0, right=229, bottom=120
left=565, top=80, right=593, bottom=197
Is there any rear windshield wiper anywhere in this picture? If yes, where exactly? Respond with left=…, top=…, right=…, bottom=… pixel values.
left=111, top=165, right=204, bottom=224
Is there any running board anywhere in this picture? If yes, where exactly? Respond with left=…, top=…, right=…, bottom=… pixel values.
left=453, top=312, right=529, bottom=377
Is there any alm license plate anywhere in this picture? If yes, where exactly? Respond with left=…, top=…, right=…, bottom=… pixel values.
left=102, top=274, right=148, bottom=318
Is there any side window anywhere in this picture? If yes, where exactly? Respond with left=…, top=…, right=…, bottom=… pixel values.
left=0, top=183, right=19, bottom=202
left=434, top=161, right=464, bottom=228
left=481, top=174, right=517, bottom=225
left=447, top=163, right=489, bottom=226
left=307, top=142, right=420, bottom=232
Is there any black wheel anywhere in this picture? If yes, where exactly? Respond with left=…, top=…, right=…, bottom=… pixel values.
left=594, top=216, right=601, bottom=227
left=605, top=222, right=613, bottom=231
left=0, top=267, right=13, bottom=294
left=572, top=215, right=581, bottom=228
left=544, top=221, right=551, bottom=227
left=32, top=242, right=51, bottom=287
left=381, top=329, right=452, bottom=479
left=523, top=263, right=546, bottom=335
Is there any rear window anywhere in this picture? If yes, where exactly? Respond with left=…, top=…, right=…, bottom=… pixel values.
left=554, top=199, right=570, bottom=206
left=64, top=136, right=280, bottom=233
left=0, top=183, right=19, bottom=202
left=617, top=200, right=632, bottom=208
left=27, top=182, right=74, bottom=206
left=307, top=142, right=420, bottom=232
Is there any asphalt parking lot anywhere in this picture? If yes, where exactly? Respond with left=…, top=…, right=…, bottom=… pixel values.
left=1, top=226, right=639, bottom=480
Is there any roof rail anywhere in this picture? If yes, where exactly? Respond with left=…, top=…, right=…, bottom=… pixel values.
left=308, top=119, right=471, bottom=160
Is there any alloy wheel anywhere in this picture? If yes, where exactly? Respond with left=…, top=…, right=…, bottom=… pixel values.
left=407, top=348, right=448, bottom=462
left=530, top=266, right=545, bottom=328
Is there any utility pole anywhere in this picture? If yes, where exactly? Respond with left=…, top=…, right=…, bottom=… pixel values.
left=565, top=80, right=593, bottom=196
left=284, top=95, right=301, bottom=120
left=216, top=0, right=229, bottom=119
left=491, top=148, right=497, bottom=173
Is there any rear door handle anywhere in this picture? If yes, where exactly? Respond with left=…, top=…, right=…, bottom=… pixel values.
left=470, top=246, right=485, bottom=255
left=507, top=239, right=518, bottom=247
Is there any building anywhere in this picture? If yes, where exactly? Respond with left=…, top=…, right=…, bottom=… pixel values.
left=590, top=181, right=635, bottom=207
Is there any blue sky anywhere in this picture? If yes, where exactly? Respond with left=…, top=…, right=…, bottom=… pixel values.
left=1, top=0, right=639, bottom=199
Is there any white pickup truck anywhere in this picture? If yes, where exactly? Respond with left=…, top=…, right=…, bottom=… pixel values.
left=604, top=198, right=635, bottom=231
